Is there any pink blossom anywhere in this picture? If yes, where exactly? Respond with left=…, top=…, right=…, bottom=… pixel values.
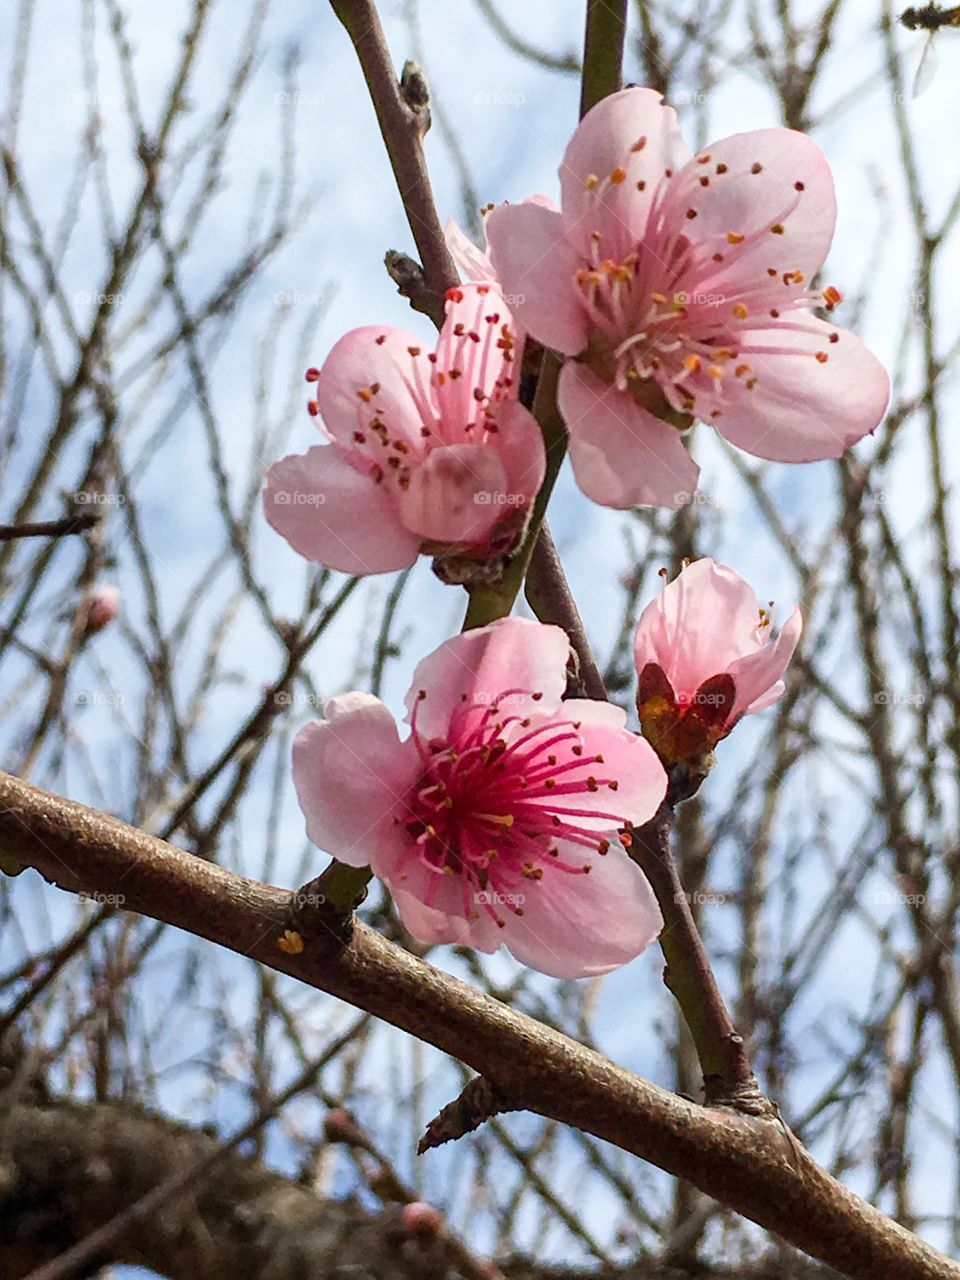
left=264, top=284, right=545, bottom=575
left=485, top=88, right=890, bottom=510
left=633, top=558, right=802, bottom=762
left=401, top=1202, right=445, bottom=1236
left=85, top=585, right=120, bottom=633
left=293, top=617, right=666, bottom=978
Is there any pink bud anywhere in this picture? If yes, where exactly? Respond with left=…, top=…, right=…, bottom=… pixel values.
left=401, top=1201, right=444, bottom=1237
left=86, top=586, right=120, bottom=633
left=323, top=1108, right=355, bottom=1143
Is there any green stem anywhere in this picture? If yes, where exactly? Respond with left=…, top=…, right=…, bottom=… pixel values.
left=462, top=353, right=565, bottom=629
left=579, top=0, right=628, bottom=117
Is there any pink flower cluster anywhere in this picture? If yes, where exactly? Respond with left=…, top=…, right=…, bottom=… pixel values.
left=292, top=562, right=799, bottom=977
left=265, top=87, right=888, bottom=572
left=266, top=88, right=879, bottom=978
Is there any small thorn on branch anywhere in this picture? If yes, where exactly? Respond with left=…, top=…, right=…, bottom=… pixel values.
left=418, top=1075, right=511, bottom=1154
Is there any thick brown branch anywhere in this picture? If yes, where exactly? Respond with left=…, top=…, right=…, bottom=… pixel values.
left=0, top=771, right=957, bottom=1280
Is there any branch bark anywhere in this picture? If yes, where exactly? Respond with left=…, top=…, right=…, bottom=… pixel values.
left=0, top=770, right=957, bottom=1280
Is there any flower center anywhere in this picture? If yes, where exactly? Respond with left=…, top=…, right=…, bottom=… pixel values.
left=395, top=690, right=625, bottom=926
left=574, top=149, right=843, bottom=426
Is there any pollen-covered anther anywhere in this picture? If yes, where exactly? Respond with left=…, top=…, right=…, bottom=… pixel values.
left=815, top=351, right=829, bottom=364
left=732, top=302, right=749, bottom=320
left=726, top=231, right=745, bottom=244
left=307, top=400, right=319, bottom=416
left=610, top=166, right=627, bottom=184
left=305, top=367, right=319, bottom=382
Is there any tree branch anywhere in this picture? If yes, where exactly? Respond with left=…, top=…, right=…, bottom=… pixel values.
left=0, top=770, right=956, bottom=1280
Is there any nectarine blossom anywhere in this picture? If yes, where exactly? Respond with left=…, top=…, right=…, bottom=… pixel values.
left=486, top=88, right=890, bottom=509
left=293, top=618, right=666, bottom=978
left=264, top=284, right=545, bottom=576
left=634, top=558, right=801, bottom=763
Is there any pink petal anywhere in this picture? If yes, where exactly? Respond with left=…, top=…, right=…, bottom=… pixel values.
left=559, top=87, right=690, bottom=259
left=390, top=878, right=503, bottom=952
left=444, top=217, right=494, bottom=282
left=494, top=399, right=546, bottom=503
left=634, top=558, right=766, bottom=699
left=559, top=362, right=700, bottom=509
left=397, top=443, right=507, bottom=544
left=485, top=202, right=588, bottom=355
left=292, top=696, right=419, bottom=869
left=404, top=617, right=570, bottom=739
left=728, top=603, right=802, bottom=720
left=558, top=702, right=667, bottom=828
left=315, top=325, right=431, bottom=451
left=433, top=284, right=519, bottom=429
left=664, top=128, right=836, bottom=284
left=714, top=320, right=889, bottom=462
left=502, top=841, right=663, bottom=978
left=263, top=446, right=421, bottom=575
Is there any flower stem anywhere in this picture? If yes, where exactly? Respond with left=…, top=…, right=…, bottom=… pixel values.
left=629, top=805, right=771, bottom=1112
left=579, top=0, right=629, bottom=116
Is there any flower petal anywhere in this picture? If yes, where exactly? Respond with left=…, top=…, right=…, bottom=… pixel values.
left=494, top=399, right=546, bottom=503
left=444, top=217, right=494, bottom=283
left=397, top=443, right=507, bottom=544
left=728, top=603, right=802, bottom=720
left=263, top=446, right=420, bottom=575
left=715, top=320, right=890, bottom=462
left=485, top=201, right=588, bottom=354
left=559, top=87, right=690, bottom=259
left=390, top=879, right=503, bottom=953
left=502, top=841, right=663, bottom=979
left=664, top=128, right=836, bottom=283
left=559, top=362, right=700, bottom=509
left=404, top=617, right=570, bottom=738
left=292, top=697, right=419, bottom=869
left=315, top=325, right=432, bottom=451
left=555, top=704, right=667, bottom=829
left=634, top=558, right=766, bottom=699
